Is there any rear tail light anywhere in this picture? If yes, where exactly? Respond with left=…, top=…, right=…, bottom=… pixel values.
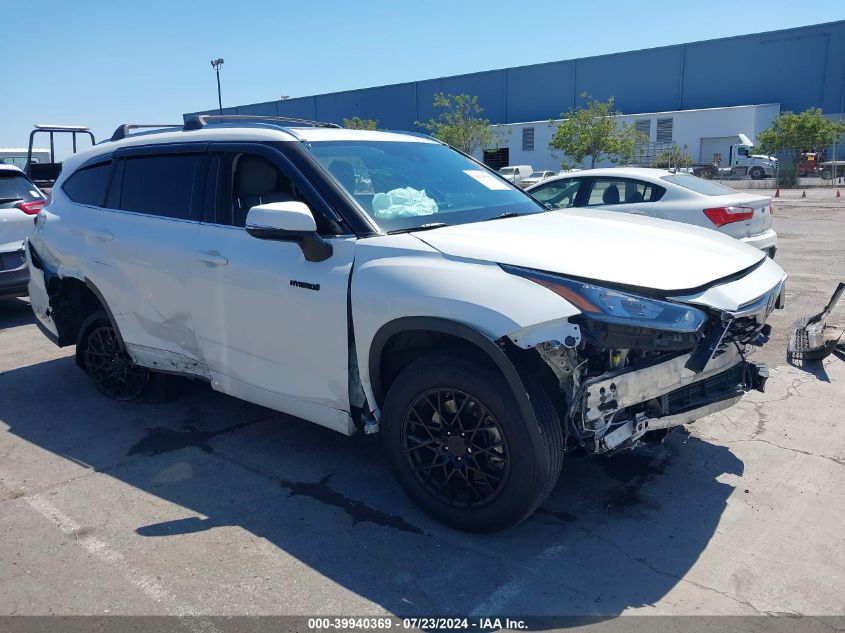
left=769, top=204, right=774, bottom=215
left=703, top=206, right=754, bottom=227
left=15, top=200, right=45, bottom=215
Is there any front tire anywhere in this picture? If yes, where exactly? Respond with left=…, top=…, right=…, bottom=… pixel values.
left=381, top=349, right=563, bottom=532
left=79, top=313, right=149, bottom=401
left=749, top=167, right=765, bottom=180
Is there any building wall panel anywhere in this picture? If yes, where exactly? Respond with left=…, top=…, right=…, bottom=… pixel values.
left=575, top=46, right=683, bottom=113
left=187, top=21, right=845, bottom=132
left=506, top=61, right=575, bottom=122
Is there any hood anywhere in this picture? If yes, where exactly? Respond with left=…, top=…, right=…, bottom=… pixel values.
left=412, top=209, right=766, bottom=293
left=751, top=154, right=777, bottom=162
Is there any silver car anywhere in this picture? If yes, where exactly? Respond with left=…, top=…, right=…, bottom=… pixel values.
left=526, top=167, right=777, bottom=257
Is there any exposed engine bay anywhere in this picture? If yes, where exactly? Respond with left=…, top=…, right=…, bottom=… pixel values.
left=524, top=288, right=781, bottom=455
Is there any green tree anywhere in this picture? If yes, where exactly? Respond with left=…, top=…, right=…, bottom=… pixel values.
left=418, top=93, right=493, bottom=155
left=343, top=116, right=379, bottom=130
left=549, top=94, right=647, bottom=169
left=756, top=108, right=845, bottom=158
left=653, top=143, right=694, bottom=168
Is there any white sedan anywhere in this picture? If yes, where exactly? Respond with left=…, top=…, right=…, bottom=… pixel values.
left=526, top=167, right=777, bottom=257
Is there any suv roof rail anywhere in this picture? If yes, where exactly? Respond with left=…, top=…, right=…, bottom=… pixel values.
left=110, top=124, right=184, bottom=142
left=183, top=114, right=342, bottom=131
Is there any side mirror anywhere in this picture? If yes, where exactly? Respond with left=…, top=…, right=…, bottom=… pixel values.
left=245, top=201, right=332, bottom=262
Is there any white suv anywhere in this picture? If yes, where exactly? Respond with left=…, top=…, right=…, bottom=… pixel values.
left=27, top=116, right=786, bottom=531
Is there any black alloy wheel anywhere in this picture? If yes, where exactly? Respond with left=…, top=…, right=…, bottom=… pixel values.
left=401, top=388, right=511, bottom=508
left=382, top=348, right=563, bottom=532
left=83, top=323, right=149, bottom=400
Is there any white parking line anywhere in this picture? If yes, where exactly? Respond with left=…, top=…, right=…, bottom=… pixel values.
left=0, top=469, right=218, bottom=628
left=469, top=541, right=570, bottom=616
left=469, top=576, right=530, bottom=617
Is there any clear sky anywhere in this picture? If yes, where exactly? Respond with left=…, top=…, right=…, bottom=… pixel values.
left=2, top=0, right=843, bottom=156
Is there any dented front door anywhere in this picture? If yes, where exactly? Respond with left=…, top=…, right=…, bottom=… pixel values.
left=189, top=226, right=356, bottom=432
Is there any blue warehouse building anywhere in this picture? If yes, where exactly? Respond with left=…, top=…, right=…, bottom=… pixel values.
left=187, top=21, right=845, bottom=130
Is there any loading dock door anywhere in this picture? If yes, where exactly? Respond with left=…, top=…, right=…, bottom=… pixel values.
left=483, top=147, right=509, bottom=171
left=700, top=137, right=736, bottom=165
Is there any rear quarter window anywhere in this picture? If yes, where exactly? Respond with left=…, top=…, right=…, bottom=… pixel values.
left=661, top=173, right=735, bottom=196
left=63, top=163, right=111, bottom=206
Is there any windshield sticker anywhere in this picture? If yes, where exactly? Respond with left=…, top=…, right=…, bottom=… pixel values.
left=464, top=170, right=511, bottom=191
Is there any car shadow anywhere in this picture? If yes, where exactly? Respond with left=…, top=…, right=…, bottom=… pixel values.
left=0, top=355, right=743, bottom=620
left=0, top=296, right=34, bottom=330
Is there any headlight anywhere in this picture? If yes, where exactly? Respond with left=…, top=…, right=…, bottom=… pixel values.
left=503, top=265, right=707, bottom=333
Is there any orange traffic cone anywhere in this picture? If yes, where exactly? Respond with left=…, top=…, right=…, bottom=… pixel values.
left=837, top=189, right=841, bottom=198
left=774, top=187, right=780, bottom=197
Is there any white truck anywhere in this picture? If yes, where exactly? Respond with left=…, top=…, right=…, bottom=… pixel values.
left=498, top=165, right=533, bottom=184
left=691, top=134, right=778, bottom=180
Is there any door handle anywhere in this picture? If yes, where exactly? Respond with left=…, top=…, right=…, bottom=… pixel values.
left=196, top=251, right=228, bottom=266
left=87, top=229, right=114, bottom=242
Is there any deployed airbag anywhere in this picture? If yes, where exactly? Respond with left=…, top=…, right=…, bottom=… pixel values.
left=372, top=187, right=438, bottom=219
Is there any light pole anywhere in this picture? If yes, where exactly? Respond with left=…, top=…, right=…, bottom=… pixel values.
left=210, top=58, right=224, bottom=115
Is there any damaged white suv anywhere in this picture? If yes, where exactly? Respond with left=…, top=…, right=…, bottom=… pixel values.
left=27, top=116, right=786, bottom=531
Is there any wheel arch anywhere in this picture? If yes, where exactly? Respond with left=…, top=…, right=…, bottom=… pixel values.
left=368, top=316, right=541, bottom=434
left=72, top=278, right=127, bottom=369
left=41, top=273, right=126, bottom=367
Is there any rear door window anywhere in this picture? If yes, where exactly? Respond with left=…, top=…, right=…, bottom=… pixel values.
left=117, top=155, right=201, bottom=219
left=585, top=178, right=664, bottom=206
left=62, top=163, right=110, bottom=206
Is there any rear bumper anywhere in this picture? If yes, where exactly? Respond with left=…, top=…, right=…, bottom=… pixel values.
left=25, top=241, right=60, bottom=341
left=0, top=247, right=29, bottom=296
left=741, top=228, right=778, bottom=254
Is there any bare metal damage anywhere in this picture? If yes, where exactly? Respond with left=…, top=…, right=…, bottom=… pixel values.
left=525, top=295, right=778, bottom=454
left=125, top=344, right=212, bottom=380
left=581, top=347, right=743, bottom=428
left=550, top=343, right=767, bottom=454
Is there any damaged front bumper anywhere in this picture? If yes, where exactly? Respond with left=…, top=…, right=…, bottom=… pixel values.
left=576, top=347, right=767, bottom=452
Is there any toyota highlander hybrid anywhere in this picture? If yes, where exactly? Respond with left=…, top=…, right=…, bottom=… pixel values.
left=26, top=116, right=786, bottom=531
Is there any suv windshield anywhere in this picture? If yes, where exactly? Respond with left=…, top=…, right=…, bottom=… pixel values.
left=307, top=141, right=545, bottom=232
left=661, top=173, right=736, bottom=196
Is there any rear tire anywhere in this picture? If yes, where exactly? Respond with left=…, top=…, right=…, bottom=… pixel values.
left=381, top=349, right=563, bottom=532
left=79, top=312, right=149, bottom=401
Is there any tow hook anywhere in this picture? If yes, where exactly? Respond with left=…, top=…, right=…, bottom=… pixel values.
left=750, top=362, right=769, bottom=393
